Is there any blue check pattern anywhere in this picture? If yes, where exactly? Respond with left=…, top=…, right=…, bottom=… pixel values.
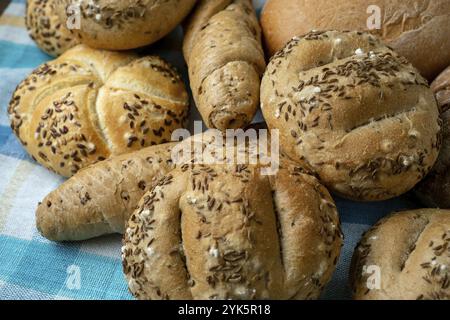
left=0, top=0, right=420, bottom=300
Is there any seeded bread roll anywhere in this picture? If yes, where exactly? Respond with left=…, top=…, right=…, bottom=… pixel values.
left=261, top=30, right=441, bottom=201
left=55, top=0, right=197, bottom=50
left=260, top=0, right=450, bottom=80
left=415, top=67, right=450, bottom=208
left=183, top=0, right=266, bottom=130
left=350, top=209, right=450, bottom=300
left=8, top=44, right=189, bottom=177
left=36, top=126, right=282, bottom=241
left=123, top=162, right=343, bottom=300
left=26, top=0, right=80, bottom=57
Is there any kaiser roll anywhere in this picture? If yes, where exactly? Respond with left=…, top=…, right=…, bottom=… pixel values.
left=8, top=45, right=189, bottom=177
left=350, top=209, right=450, bottom=300
left=260, top=0, right=450, bottom=80
left=54, top=0, right=197, bottom=50
left=415, top=66, right=450, bottom=208
left=26, top=0, right=80, bottom=57
left=122, top=162, right=343, bottom=300
left=260, top=30, right=441, bottom=201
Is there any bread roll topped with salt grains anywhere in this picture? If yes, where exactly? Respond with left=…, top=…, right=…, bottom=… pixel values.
left=261, top=30, right=441, bottom=201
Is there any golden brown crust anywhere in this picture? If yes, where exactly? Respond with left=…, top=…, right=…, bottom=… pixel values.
left=260, top=0, right=450, bottom=80
left=261, top=30, right=441, bottom=201
left=36, top=143, right=177, bottom=241
left=415, top=67, right=450, bottom=207
left=123, top=162, right=343, bottom=300
left=54, top=0, right=197, bottom=50
left=26, top=0, right=80, bottom=57
left=350, top=209, right=450, bottom=300
left=183, top=0, right=265, bottom=130
left=8, top=45, right=189, bottom=177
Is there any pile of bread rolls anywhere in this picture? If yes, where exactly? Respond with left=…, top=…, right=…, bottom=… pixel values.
left=9, top=0, right=450, bottom=300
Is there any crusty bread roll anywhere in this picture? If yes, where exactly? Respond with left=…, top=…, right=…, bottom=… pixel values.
left=36, top=143, right=177, bottom=241
left=183, top=0, right=266, bottom=130
left=36, top=126, right=285, bottom=241
left=260, top=0, right=450, bottom=80
left=415, top=66, right=450, bottom=208
left=55, top=0, right=196, bottom=50
left=26, top=0, right=80, bottom=57
left=261, top=30, right=441, bottom=201
left=350, top=209, right=450, bottom=300
left=123, top=161, right=343, bottom=300
left=8, top=45, right=189, bottom=177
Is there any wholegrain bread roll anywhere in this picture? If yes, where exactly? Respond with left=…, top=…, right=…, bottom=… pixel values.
left=260, top=0, right=450, bottom=80
left=8, top=45, right=189, bottom=177
left=55, top=0, right=197, bottom=50
left=261, top=30, right=441, bottom=201
left=183, top=0, right=266, bottom=130
left=26, top=0, right=80, bottom=57
left=350, top=209, right=450, bottom=300
left=123, top=161, right=343, bottom=300
left=415, top=66, right=450, bottom=208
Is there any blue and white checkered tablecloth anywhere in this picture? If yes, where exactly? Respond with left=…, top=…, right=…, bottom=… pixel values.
left=0, top=0, right=421, bottom=300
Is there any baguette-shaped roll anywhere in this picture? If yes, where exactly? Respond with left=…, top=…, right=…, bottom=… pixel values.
left=36, top=143, right=177, bottom=241
left=8, top=45, right=189, bottom=177
left=183, top=0, right=266, bottom=130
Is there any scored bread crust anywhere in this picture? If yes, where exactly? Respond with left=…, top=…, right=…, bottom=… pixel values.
left=123, top=162, right=343, bottom=300
left=350, top=209, right=450, bottom=300
left=183, top=0, right=266, bottom=130
left=26, top=0, right=80, bottom=57
left=8, top=45, right=189, bottom=177
left=260, top=0, right=450, bottom=80
left=261, top=30, right=441, bottom=201
left=415, top=66, right=450, bottom=208
left=54, top=0, right=197, bottom=50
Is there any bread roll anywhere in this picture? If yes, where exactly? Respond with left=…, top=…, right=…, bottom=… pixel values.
left=260, top=0, right=450, bottom=80
left=26, top=0, right=80, bottom=57
left=55, top=0, right=196, bottom=50
left=415, top=66, right=450, bottom=207
left=260, top=30, right=441, bottom=201
left=8, top=45, right=189, bottom=177
left=350, top=209, right=450, bottom=300
left=183, top=0, right=266, bottom=130
left=123, top=162, right=343, bottom=300
left=36, top=126, right=285, bottom=241
left=36, top=143, right=177, bottom=241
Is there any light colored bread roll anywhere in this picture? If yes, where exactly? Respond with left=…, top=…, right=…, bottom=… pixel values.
left=36, top=126, right=286, bottom=241
left=123, top=161, right=343, bottom=300
left=350, top=209, right=450, bottom=300
left=26, top=0, right=80, bottom=57
left=54, top=0, right=197, bottom=50
left=415, top=66, right=450, bottom=207
left=260, top=30, right=441, bottom=201
left=183, top=0, right=266, bottom=130
left=260, top=0, right=450, bottom=80
left=36, top=143, right=177, bottom=241
left=8, top=45, right=189, bottom=177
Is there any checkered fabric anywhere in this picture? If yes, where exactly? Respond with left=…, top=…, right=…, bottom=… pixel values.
left=0, top=0, right=420, bottom=300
